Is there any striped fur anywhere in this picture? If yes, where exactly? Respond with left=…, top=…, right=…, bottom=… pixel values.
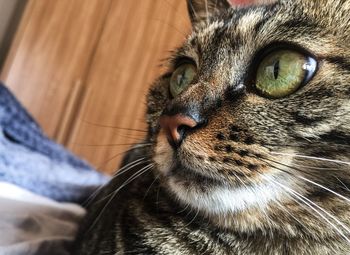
left=74, top=0, right=350, bottom=254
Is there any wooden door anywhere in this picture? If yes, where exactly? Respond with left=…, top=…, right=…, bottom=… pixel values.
left=1, top=0, right=190, bottom=173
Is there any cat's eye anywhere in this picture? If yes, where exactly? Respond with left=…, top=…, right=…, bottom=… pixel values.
left=170, top=63, right=196, bottom=97
left=255, top=49, right=317, bottom=98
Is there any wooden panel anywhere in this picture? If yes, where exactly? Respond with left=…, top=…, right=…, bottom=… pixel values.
left=1, top=0, right=191, bottom=173
left=1, top=0, right=112, bottom=139
left=67, top=0, right=190, bottom=173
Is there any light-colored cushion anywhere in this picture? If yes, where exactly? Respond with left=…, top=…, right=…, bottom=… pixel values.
left=0, top=182, right=86, bottom=255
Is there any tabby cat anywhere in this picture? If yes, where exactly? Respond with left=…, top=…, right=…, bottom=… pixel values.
left=73, top=0, right=350, bottom=254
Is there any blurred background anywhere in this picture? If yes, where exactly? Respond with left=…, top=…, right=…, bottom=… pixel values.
left=0, top=0, right=190, bottom=174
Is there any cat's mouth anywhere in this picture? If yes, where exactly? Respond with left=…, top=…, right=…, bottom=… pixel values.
left=154, top=129, right=232, bottom=185
left=154, top=128, right=261, bottom=186
left=153, top=130, right=266, bottom=212
left=168, top=161, right=229, bottom=188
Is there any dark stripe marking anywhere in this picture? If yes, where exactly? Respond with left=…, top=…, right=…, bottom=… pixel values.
left=291, top=111, right=325, bottom=125
left=325, top=56, right=350, bottom=72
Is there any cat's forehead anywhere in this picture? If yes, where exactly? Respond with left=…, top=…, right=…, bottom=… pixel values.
left=180, top=6, right=280, bottom=64
left=177, top=1, right=349, bottom=70
left=189, top=6, right=268, bottom=42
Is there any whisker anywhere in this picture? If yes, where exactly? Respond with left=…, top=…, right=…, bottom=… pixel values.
left=88, top=163, right=154, bottom=232
left=117, top=133, right=146, bottom=140
left=151, top=18, right=188, bottom=39
left=263, top=175, right=350, bottom=243
left=230, top=171, right=247, bottom=187
left=288, top=190, right=348, bottom=240
left=116, top=163, right=154, bottom=192
left=263, top=142, right=350, bottom=149
left=335, top=176, right=350, bottom=192
left=273, top=199, right=309, bottom=230
left=289, top=189, right=350, bottom=242
left=100, top=164, right=151, bottom=204
left=143, top=174, right=160, bottom=200
left=103, top=162, right=153, bottom=204
left=252, top=153, right=320, bottom=180
left=96, top=144, right=152, bottom=171
left=74, top=142, right=152, bottom=148
left=258, top=156, right=350, bottom=205
left=185, top=207, right=200, bottom=227
left=81, top=120, right=148, bottom=133
left=176, top=203, right=190, bottom=214
left=82, top=183, right=106, bottom=207
left=270, top=152, right=350, bottom=166
left=113, top=157, right=149, bottom=178
left=297, top=175, right=350, bottom=204
left=242, top=162, right=304, bottom=228
left=289, top=161, right=339, bottom=170
left=96, top=158, right=150, bottom=203
left=84, top=157, right=149, bottom=206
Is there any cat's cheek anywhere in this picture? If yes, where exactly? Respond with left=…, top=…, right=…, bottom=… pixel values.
left=153, top=130, right=174, bottom=175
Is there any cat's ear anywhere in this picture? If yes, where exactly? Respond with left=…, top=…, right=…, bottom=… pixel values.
left=187, top=0, right=232, bottom=24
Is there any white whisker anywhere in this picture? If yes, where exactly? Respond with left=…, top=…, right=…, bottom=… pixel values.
left=143, top=174, right=160, bottom=200
left=113, top=157, right=148, bottom=178
left=270, top=152, right=350, bottom=166
left=264, top=175, right=350, bottom=243
left=234, top=171, right=274, bottom=225
left=289, top=161, right=339, bottom=170
left=263, top=156, right=350, bottom=206
left=96, top=162, right=153, bottom=204
left=335, top=176, right=350, bottom=191
left=185, top=207, right=200, bottom=227
left=84, top=157, right=149, bottom=206
left=88, top=163, right=154, bottom=232
left=273, top=199, right=309, bottom=230
left=82, top=183, right=105, bottom=207
left=177, top=203, right=190, bottom=214
left=297, top=175, right=350, bottom=204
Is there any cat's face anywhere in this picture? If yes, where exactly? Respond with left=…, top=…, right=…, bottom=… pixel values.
left=146, top=0, right=350, bottom=235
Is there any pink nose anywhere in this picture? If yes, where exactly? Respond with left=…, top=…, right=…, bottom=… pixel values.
left=159, top=114, right=198, bottom=147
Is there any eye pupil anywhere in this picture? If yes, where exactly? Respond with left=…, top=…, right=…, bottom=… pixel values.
left=273, top=60, right=280, bottom=80
left=177, top=73, right=185, bottom=86
left=170, top=63, right=196, bottom=97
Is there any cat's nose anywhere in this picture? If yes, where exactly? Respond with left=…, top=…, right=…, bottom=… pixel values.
left=159, top=114, right=198, bottom=148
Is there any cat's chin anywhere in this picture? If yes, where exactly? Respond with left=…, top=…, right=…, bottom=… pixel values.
left=167, top=169, right=286, bottom=216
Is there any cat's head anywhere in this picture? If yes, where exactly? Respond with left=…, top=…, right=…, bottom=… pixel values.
left=146, top=0, right=350, bottom=238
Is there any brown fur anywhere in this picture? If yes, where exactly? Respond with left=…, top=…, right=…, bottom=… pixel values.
left=74, top=0, right=350, bottom=254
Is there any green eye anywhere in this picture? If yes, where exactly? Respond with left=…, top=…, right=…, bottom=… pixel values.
left=255, top=49, right=317, bottom=98
left=170, top=63, right=196, bottom=97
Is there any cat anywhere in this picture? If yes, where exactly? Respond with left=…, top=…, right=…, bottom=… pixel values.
left=73, top=0, right=350, bottom=254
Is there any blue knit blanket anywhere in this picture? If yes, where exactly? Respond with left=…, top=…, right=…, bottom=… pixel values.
left=0, top=83, right=109, bottom=203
